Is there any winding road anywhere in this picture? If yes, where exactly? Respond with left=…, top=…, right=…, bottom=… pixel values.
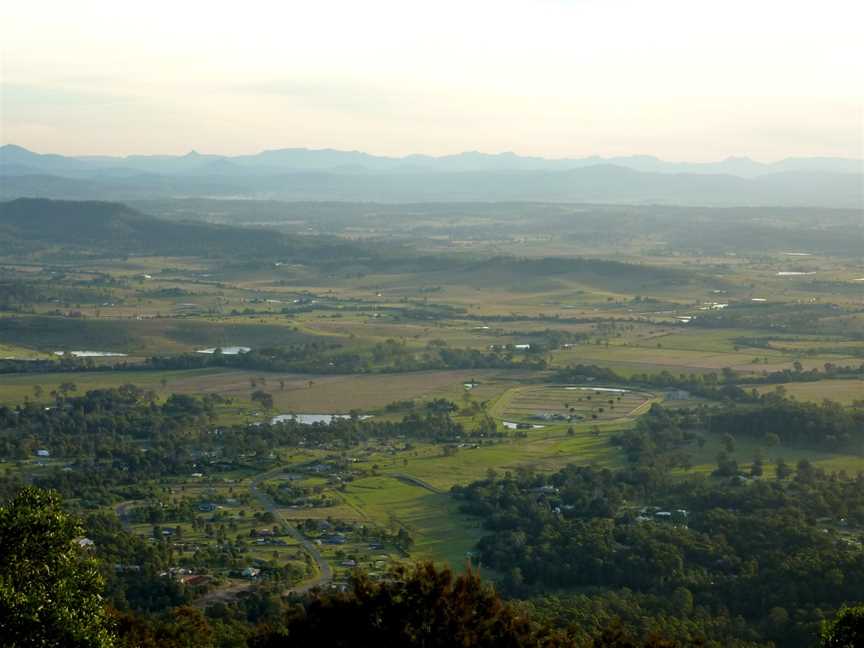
left=250, top=467, right=333, bottom=595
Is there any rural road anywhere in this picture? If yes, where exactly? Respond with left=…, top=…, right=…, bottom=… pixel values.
left=390, top=472, right=443, bottom=494
left=250, top=467, right=333, bottom=595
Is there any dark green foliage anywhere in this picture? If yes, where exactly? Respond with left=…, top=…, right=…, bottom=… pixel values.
left=454, top=465, right=864, bottom=646
left=257, top=562, right=573, bottom=647
left=819, top=605, right=864, bottom=648
left=0, top=487, right=115, bottom=647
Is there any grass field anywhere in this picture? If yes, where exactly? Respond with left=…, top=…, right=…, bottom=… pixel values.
left=749, top=379, right=864, bottom=405
left=341, top=476, right=483, bottom=567
left=680, top=430, right=864, bottom=477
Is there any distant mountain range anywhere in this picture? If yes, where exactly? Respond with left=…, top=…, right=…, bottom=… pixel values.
left=1, top=144, right=861, bottom=207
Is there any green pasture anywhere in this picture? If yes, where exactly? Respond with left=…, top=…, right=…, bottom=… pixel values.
left=341, top=475, right=483, bottom=568
left=748, top=379, right=864, bottom=405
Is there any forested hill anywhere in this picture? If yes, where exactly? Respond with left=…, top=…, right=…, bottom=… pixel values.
left=0, top=198, right=357, bottom=259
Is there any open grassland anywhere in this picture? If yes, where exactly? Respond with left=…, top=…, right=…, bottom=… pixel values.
left=679, top=431, right=864, bottom=478
left=386, top=423, right=626, bottom=491
left=552, top=343, right=860, bottom=375
left=749, top=379, right=864, bottom=405
left=341, top=476, right=483, bottom=567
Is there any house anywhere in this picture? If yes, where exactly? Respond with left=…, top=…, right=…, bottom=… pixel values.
left=114, top=564, right=141, bottom=573
left=180, top=574, right=211, bottom=587
left=197, top=502, right=216, bottom=512
left=76, top=537, right=95, bottom=549
left=241, top=567, right=261, bottom=578
left=35, top=449, right=50, bottom=458
left=531, top=485, right=559, bottom=494
left=340, top=559, right=357, bottom=568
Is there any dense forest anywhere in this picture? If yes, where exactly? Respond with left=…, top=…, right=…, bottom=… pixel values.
left=453, top=463, right=864, bottom=646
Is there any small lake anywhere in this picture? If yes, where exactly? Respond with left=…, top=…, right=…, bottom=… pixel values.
left=53, top=350, right=127, bottom=357
left=503, top=421, right=545, bottom=429
left=271, top=413, right=372, bottom=425
left=195, top=346, right=251, bottom=355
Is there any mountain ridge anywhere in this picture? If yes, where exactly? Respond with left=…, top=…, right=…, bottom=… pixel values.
left=2, top=144, right=861, bottom=177
left=1, top=146, right=861, bottom=208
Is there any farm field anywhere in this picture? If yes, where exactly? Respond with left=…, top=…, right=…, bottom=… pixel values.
left=0, top=366, right=526, bottom=413
left=749, top=379, right=864, bottom=405
left=558, top=343, right=859, bottom=374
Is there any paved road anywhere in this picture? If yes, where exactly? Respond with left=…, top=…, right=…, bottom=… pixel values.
left=250, top=468, right=333, bottom=595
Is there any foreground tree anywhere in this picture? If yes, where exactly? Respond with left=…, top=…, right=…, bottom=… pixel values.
left=256, top=562, right=677, bottom=648
left=820, top=605, right=864, bottom=648
left=0, top=487, right=115, bottom=647
left=256, top=562, right=570, bottom=648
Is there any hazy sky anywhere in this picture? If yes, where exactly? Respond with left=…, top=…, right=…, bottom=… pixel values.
left=1, top=0, right=862, bottom=161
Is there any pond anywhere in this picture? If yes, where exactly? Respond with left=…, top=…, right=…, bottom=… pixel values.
left=195, top=346, right=251, bottom=355
left=53, top=350, right=127, bottom=357
left=502, top=421, right=545, bottom=429
left=270, top=413, right=372, bottom=425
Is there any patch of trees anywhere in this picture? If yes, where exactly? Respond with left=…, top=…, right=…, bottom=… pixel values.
left=705, top=398, right=864, bottom=449
left=453, top=464, right=864, bottom=647
left=692, top=302, right=853, bottom=334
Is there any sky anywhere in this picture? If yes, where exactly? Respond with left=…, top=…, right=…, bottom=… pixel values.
left=1, top=0, right=862, bottom=161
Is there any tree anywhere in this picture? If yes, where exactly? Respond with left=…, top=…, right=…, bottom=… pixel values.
left=775, top=458, right=793, bottom=480
left=251, top=390, right=274, bottom=410
left=820, top=604, right=864, bottom=648
left=255, top=562, right=572, bottom=648
left=58, top=381, right=78, bottom=397
left=765, top=432, right=781, bottom=448
left=0, top=487, right=115, bottom=647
